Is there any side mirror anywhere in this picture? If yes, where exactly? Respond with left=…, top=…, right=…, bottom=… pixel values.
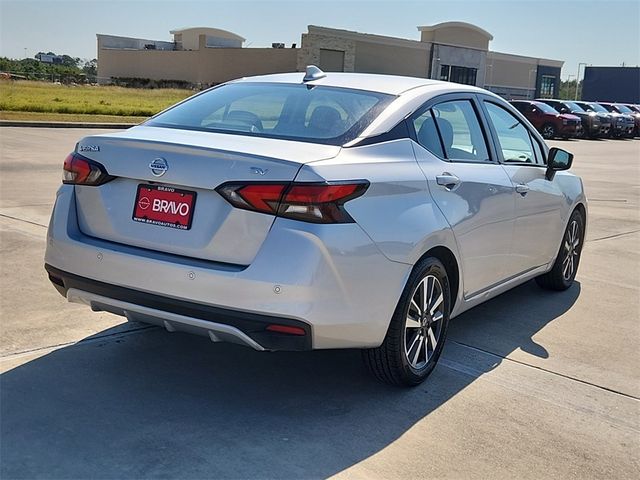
left=546, top=147, right=573, bottom=180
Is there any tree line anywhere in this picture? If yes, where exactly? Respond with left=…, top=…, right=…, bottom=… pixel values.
left=0, top=53, right=98, bottom=83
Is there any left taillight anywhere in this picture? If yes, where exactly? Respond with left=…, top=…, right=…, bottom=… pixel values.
left=62, top=152, right=113, bottom=186
left=216, top=181, right=369, bottom=224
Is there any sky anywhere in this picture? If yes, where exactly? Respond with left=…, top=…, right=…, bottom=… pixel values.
left=1, top=0, right=639, bottom=79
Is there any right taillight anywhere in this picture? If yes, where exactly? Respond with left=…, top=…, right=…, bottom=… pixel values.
left=216, top=181, right=368, bottom=224
left=63, top=152, right=113, bottom=186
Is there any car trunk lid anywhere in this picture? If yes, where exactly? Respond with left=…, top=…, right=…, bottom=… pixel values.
left=73, top=126, right=340, bottom=265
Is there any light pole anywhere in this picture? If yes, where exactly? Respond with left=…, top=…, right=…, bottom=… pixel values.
left=528, top=68, right=537, bottom=99
left=575, top=62, right=588, bottom=100
left=483, top=63, right=493, bottom=87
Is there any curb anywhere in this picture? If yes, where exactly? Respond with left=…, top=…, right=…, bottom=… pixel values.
left=0, top=120, right=136, bottom=129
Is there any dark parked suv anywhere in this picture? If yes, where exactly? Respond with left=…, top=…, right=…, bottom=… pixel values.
left=575, top=101, right=632, bottom=138
left=598, top=103, right=638, bottom=138
left=623, top=104, right=640, bottom=137
left=510, top=100, right=582, bottom=139
left=538, top=99, right=609, bottom=138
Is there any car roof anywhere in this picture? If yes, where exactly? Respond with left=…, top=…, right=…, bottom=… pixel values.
left=230, top=71, right=486, bottom=96
left=512, top=100, right=546, bottom=105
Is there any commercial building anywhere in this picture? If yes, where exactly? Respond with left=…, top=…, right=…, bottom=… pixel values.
left=581, top=66, right=640, bottom=103
left=97, top=23, right=563, bottom=99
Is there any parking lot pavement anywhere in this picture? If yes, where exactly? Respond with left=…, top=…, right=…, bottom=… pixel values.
left=1, top=128, right=638, bottom=479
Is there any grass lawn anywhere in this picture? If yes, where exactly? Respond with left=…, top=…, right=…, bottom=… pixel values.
left=0, top=80, right=193, bottom=117
left=0, top=111, right=147, bottom=123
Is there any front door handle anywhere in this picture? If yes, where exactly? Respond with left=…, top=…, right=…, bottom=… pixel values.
left=436, top=173, right=461, bottom=189
left=515, top=184, right=530, bottom=195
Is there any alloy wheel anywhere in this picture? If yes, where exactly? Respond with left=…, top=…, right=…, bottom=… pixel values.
left=562, top=219, right=581, bottom=280
left=404, top=275, right=445, bottom=369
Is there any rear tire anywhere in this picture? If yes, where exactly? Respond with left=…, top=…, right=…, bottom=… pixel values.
left=363, top=257, right=451, bottom=386
left=535, top=209, right=585, bottom=291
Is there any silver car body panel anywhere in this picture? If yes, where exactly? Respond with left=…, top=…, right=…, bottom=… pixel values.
left=45, top=73, right=587, bottom=350
left=46, top=185, right=411, bottom=349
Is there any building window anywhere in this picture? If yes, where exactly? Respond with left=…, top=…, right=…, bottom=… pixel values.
left=450, top=66, right=477, bottom=86
left=440, top=64, right=450, bottom=81
left=539, top=75, right=556, bottom=98
left=439, top=64, right=477, bottom=86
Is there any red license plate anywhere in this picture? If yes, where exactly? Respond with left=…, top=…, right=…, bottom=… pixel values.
left=132, top=184, right=197, bottom=230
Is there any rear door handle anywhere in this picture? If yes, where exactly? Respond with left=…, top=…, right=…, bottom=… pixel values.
left=436, top=173, right=461, bottom=189
left=515, top=184, right=530, bottom=195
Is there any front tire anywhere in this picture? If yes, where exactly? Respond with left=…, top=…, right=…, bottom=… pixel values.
left=541, top=123, right=556, bottom=139
left=536, top=209, right=585, bottom=291
left=363, top=257, right=451, bottom=386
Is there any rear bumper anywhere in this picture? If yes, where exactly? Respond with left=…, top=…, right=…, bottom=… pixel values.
left=45, top=185, right=411, bottom=350
left=46, top=264, right=311, bottom=351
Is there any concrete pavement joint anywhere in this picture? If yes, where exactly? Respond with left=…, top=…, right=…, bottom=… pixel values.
left=588, top=229, right=640, bottom=243
left=451, top=340, right=640, bottom=401
left=0, top=213, right=47, bottom=228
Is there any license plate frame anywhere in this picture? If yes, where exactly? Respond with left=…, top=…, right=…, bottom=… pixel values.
left=132, top=184, right=197, bottom=231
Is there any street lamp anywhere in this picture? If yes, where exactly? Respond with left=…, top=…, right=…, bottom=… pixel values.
left=575, top=62, right=588, bottom=100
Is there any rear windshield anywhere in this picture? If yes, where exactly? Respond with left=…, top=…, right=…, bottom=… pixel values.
left=146, top=82, right=395, bottom=145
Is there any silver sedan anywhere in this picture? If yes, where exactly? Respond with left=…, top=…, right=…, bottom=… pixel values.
left=45, top=67, right=587, bottom=386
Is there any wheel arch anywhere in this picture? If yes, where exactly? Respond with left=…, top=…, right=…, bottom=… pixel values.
left=415, top=245, right=461, bottom=315
left=573, top=202, right=586, bottom=222
left=572, top=201, right=588, bottom=240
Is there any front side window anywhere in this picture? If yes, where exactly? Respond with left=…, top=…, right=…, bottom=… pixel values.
left=484, top=102, right=540, bottom=165
left=147, top=83, right=394, bottom=145
left=413, top=100, right=490, bottom=163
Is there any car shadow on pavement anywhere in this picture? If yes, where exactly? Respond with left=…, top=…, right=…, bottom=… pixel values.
left=1, top=280, right=580, bottom=479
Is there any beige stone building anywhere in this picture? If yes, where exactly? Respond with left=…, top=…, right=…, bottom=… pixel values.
left=97, top=23, right=563, bottom=99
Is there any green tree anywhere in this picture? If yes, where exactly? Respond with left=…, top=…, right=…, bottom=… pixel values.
left=0, top=56, right=86, bottom=82
left=559, top=79, right=583, bottom=100
left=82, top=58, right=97, bottom=79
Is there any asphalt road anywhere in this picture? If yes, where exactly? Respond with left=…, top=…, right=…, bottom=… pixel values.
left=1, top=128, right=638, bottom=479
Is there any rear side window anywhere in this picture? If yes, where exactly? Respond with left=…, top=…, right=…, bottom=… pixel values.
left=412, top=109, right=445, bottom=158
left=147, top=83, right=394, bottom=145
left=413, top=100, right=490, bottom=162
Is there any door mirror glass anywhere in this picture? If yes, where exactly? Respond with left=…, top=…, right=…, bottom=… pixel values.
left=546, top=147, right=573, bottom=179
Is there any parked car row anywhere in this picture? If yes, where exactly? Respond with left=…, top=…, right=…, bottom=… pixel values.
left=510, top=99, right=640, bottom=140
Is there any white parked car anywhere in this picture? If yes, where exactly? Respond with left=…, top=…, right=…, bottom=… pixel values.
left=45, top=67, right=587, bottom=386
